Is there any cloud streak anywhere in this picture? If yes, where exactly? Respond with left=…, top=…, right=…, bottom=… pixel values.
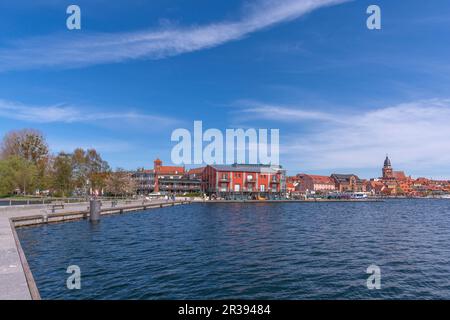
left=0, top=0, right=348, bottom=71
left=234, top=100, right=339, bottom=122
left=0, top=99, right=178, bottom=126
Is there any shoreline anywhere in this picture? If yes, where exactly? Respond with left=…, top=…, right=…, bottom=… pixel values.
left=2, top=197, right=449, bottom=300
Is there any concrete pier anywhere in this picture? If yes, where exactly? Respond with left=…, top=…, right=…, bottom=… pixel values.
left=0, top=217, right=32, bottom=300
left=0, top=199, right=191, bottom=300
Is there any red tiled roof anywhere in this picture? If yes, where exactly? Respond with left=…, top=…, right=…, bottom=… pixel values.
left=372, top=183, right=385, bottom=192
left=156, top=166, right=185, bottom=174
left=308, top=174, right=335, bottom=184
left=393, top=171, right=407, bottom=181
left=188, top=167, right=205, bottom=175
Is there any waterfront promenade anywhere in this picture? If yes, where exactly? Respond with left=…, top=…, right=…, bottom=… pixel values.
left=0, top=216, right=31, bottom=299
left=0, top=198, right=190, bottom=300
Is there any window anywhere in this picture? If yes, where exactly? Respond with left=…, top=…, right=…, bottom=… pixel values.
left=260, top=185, right=265, bottom=192
left=234, top=184, right=241, bottom=192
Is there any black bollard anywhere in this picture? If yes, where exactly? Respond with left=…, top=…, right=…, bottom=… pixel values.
left=89, top=199, right=101, bottom=223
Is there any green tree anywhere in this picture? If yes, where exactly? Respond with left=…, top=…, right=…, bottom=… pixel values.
left=71, top=148, right=89, bottom=192
left=0, top=156, right=38, bottom=195
left=1, top=129, right=50, bottom=192
left=52, top=152, right=73, bottom=197
left=0, top=159, right=14, bottom=196
left=85, top=149, right=110, bottom=193
left=70, top=148, right=110, bottom=195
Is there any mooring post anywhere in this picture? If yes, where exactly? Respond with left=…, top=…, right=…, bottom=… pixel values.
left=89, top=199, right=101, bottom=223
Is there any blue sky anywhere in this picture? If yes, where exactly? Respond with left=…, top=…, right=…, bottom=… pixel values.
left=1, top=0, right=450, bottom=178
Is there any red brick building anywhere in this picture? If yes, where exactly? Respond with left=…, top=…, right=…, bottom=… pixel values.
left=203, top=163, right=286, bottom=200
left=331, top=173, right=366, bottom=192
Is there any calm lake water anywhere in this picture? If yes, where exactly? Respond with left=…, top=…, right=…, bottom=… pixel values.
left=17, top=200, right=450, bottom=299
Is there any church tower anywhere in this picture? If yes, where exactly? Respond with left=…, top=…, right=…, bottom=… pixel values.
left=382, top=155, right=394, bottom=179
left=153, top=158, right=162, bottom=193
left=154, top=158, right=162, bottom=172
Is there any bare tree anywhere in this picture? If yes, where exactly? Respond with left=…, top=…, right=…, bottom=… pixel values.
left=0, top=129, right=49, bottom=164
left=105, top=169, right=136, bottom=197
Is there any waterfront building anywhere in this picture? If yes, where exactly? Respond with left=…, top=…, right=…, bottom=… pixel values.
left=131, top=159, right=202, bottom=195
left=202, top=163, right=286, bottom=200
left=331, top=174, right=366, bottom=192
left=157, top=176, right=202, bottom=194
left=132, top=169, right=155, bottom=195
left=366, top=180, right=387, bottom=196
left=410, top=177, right=450, bottom=196
left=154, top=159, right=205, bottom=194
left=285, top=176, right=298, bottom=194
left=153, top=158, right=185, bottom=192
left=295, top=174, right=336, bottom=194
left=187, top=167, right=205, bottom=179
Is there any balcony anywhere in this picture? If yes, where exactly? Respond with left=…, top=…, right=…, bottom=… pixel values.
left=159, top=185, right=201, bottom=191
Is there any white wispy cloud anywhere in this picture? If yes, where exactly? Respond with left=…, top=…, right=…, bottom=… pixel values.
left=0, top=99, right=178, bottom=126
left=0, top=0, right=348, bottom=71
left=235, top=98, right=450, bottom=176
left=234, top=100, right=339, bottom=122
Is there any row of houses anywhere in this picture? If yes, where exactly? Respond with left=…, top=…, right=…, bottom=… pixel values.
left=132, top=156, right=450, bottom=199
left=286, top=156, right=450, bottom=197
left=366, top=156, right=450, bottom=196
left=287, top=173, right=366, bottom=195
left=132, top=159, right=287, bottom=199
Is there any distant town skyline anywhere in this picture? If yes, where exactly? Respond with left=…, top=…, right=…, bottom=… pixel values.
left=1, top=0, right=450, bottom=178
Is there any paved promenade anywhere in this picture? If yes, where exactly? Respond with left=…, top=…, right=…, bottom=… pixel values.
left=0, top=217, right=31, bottom=300
left=0, top=199, right=185, bottom=300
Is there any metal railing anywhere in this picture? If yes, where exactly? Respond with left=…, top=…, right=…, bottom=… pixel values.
left=0, top=196, right=138, bottom=207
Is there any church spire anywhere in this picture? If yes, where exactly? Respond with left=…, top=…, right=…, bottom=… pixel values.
left=384, top=154, right=391, bottom=167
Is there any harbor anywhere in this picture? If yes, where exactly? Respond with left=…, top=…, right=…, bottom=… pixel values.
left=11, top=198, right=450, bottom=300
left=0, top=196, right=389, bottom=300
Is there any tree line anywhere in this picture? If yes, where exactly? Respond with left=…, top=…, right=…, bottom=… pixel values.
left=0, top=129, right=136, bottom=198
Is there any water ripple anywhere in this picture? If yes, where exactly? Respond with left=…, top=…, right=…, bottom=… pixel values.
left=17, top=199, right=450, bottom=299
